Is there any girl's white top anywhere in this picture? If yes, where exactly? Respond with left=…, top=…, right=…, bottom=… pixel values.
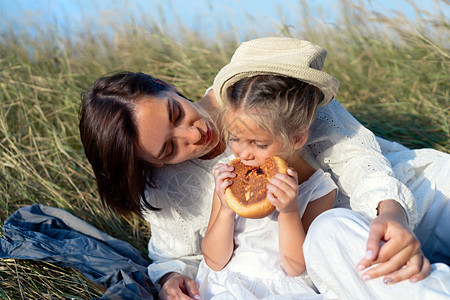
left=143, top=99, right=419, bottom=286
left=195, top=169, right=337, bottom=299
left=226, top=169, right=336, bottom=277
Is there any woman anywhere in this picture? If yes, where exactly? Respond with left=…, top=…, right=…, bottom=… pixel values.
left=79, top=37, right=449, bottom=299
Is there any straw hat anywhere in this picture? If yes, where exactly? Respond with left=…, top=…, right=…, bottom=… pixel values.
left=213, top=37, right=339, bottom=107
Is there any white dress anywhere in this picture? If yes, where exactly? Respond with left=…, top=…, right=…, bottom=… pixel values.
left=195, top=169, right=337, bottom=299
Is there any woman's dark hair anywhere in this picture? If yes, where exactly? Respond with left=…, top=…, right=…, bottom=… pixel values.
left=79, top=71, right=170, bottom=217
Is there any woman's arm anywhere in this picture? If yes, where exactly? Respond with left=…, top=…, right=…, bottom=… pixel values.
left=309, top=100, right=426, bottom=282
left=309, top=100, right=418, bottom=226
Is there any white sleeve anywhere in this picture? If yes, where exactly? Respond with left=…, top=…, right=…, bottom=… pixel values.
left=306, top=100, right=418, bottom=227
left=147, top=238, right=203, bottom=289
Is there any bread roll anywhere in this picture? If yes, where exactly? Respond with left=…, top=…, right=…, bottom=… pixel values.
left=225, top=156, right=288, bottom=218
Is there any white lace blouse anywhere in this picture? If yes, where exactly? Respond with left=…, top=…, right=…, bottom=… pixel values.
left=143, top=99, right=417, bottom=287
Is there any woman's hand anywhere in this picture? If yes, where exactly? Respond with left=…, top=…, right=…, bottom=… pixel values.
left=356, top=200, right=431, bottom=284
left=212, top=163, right=235, bottom=211
left=159, top=272, right=201, bottom=300
left=267, top=168, right=299, bottom=214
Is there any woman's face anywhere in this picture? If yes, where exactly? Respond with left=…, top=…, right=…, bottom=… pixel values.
left=134, top=90, right=220, bottom=166
left=225, top=110, right=284, bottom=167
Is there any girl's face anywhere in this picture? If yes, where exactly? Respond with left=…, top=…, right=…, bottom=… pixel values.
left=134, top=90, right=220, bottom=166
left=225, top=110, right=285, bottom=167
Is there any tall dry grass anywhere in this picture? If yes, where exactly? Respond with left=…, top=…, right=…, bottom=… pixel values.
left=0, top=0, right=448, bottom=298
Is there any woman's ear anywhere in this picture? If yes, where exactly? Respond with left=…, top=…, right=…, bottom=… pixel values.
left=293, top=129, right=309, bottom=150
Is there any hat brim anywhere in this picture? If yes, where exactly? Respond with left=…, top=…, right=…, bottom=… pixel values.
left=213, top=61, right=339, bottom=107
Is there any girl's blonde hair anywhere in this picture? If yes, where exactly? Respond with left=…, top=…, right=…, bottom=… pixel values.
left=222, top=75, right=324, bottom=155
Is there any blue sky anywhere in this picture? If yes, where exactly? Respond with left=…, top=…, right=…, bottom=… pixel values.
left=1, top=0, right=448, bottom=40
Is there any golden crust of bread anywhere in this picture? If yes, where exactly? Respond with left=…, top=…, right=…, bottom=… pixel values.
left=225, top=156, right=289, bottom=218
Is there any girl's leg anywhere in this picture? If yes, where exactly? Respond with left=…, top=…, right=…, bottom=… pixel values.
left=304, top=208, right=450, bottom=300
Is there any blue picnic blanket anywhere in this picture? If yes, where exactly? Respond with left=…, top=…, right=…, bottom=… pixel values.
left=0, top=204, right=157, bottom=299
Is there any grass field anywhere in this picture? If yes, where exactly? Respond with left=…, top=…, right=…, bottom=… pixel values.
left=0, top=0, right=448, bottom=298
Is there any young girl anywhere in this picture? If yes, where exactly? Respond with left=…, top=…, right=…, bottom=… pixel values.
left=195, top=75, right=338, bottom=299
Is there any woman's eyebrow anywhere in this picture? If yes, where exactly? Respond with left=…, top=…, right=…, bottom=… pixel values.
left=156, top=100, right=172, bottom=159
